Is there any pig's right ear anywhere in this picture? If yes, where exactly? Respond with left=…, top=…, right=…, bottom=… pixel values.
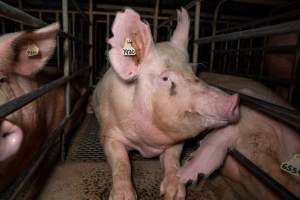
left=108, top=9, right=154, bottom=82
left=0, top=22, right=59, bottom=76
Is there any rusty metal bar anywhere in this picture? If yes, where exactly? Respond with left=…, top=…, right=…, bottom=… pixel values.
left=229, top=149, right=299, bottom=200
left=0, top=67, right=90, bottom=119
left=192, top=0, right=201, bottom=65
left=195, top=20, right=300, bottom=44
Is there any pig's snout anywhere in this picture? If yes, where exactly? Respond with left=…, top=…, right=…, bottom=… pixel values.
left=224, top=94, right=240, bottom=123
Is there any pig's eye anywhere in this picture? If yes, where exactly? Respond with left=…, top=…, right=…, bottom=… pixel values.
left=162, top=76, right=169, bottom=81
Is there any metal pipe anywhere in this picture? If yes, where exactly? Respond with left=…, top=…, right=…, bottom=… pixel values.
left=56, top=12, right=61, bottom=70
left=89, top=0, right=93, bottom=86
left=195, top=20, right=300, bottom=44
left=70, top=0, right=90, bottom=24
left=0, top=67, right=91, bottom=119
left=153, top=0, right=159, bottom=42
left=6, top=88, right=92, bottom=200
left=229, top=149, right=299, bottom=200
left=106, top=14, right=110, bottom=70
left=211, top=84, right=300, bottom=131
left=17, top=0, right=24, bottom=30
left=72, top=12, right=76, bottom=72
left=192, top=0, right=201, bottom=65
left=62, top=0, right=70, bottom=161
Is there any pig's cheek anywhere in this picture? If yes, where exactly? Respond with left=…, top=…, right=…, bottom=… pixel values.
left=203, top=117, right=228, bottom=129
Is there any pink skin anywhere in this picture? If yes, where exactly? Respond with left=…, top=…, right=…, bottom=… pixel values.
left=177, top=73, right=300, bottom=199
left=0, top=23, right=67, bottom=190
left=92, top=8, right=239, bottom=200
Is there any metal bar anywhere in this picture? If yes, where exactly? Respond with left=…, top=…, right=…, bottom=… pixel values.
left=211, top=84, right=300, bottom=130
left=247, top=39, right=253, bottom=74
left=259, top=36, right=267, bottom=76
left=56, top=12, right=61, bottom=70
left=106, top=14, right=110, bottom=70
left=153, top=0, right=159, bottom=42
left=288, top=33, right=300, bottom=103
left=0, top=67, right=90, bottom=119
left=214, top=45, right=298, bottom=54
left=235, top=39, right=241, bottom=72
left=72, top=12, right=76, bottom=72
left=195, top=20, right=300, bottom=44
left=62, top=0, right=70, bottom=161
left=192, top=0, right=201, bottom=65
left=229, top=149, right=299, bottom=200
left=70, top=0, right=90, bottom=24
left=17, top=0, right=24, bottom=30
left=7, top=88, right=92, bottom=200
left=89, top=0, right=93, bottom=86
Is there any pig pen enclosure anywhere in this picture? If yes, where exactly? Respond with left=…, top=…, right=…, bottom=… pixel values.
left=0, top=0, right=300, bottom=200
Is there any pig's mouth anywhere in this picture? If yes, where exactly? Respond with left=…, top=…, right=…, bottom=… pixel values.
left=0, top=120, right=23, bottom=161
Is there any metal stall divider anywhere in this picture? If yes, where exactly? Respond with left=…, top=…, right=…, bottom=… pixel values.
left=0, top=0, right=92, bottom=198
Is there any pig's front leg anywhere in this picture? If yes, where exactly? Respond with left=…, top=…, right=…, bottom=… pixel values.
left=160, top=144, right=186, bottom=200
left=177, top=127, right=237, bottom=184
left=103, top=138, right=136, bottom=200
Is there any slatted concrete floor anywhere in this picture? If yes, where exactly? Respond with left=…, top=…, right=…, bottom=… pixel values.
left=36, top=114, right=248, bottom=200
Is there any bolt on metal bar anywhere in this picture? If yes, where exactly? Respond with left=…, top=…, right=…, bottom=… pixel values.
left=196, top=20, right=300, bottom=44
left=0, top=67, right=91, bottom=119
left=211, top=84, right=300, bottom=131
left=7, top=88, right=92, bottom=200
left=70, top=0, right=90, bottom=25
left=229, top=149, right=299, bottom=200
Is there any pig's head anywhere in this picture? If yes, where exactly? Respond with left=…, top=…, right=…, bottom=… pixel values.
left=0, top=23, right=59, bottom=161
left=108, top=9, right=240, bottom=141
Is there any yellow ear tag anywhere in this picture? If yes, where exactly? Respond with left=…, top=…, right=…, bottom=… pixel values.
left=26, top=44, right=39, bottom=57
left=280, top=154, right=300, bottom=178
left=122, top=38, right=136, bottom=56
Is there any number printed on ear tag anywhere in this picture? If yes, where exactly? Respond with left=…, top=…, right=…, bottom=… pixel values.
left=26, top=44, right=39, bottom=57
left=280, top=154, right=300, bottom=178
left=122, top=38, right=136, bottom=56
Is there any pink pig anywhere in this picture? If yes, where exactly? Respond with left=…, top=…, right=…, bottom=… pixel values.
left=177, top=73, right=300, bottom=199
left=92, top=9, right=239, bottom=200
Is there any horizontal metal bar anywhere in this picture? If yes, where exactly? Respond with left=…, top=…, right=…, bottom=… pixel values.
left=214, top=45, right=298, bottom=54
left=7, top=88, right=92, bottom=200
left=229, top=149, right=299, bottom=200
left=0, top=1, right=91, bottom=47
left=195, top=20, right=300, bottom=44
left=211, top=84, right=300, bottom=131
left=0, top=66, right=91, bottom=119
left=70, top=0, right=90, bottom=25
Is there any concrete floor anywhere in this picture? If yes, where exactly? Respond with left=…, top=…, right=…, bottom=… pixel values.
left=32, top=114, right=248, bottom=200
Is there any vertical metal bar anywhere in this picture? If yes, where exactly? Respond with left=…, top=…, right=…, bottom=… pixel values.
left=79, top=18, right=84, bottom=69
left=89, top=0, right=93, bottom=86
left=192, top=0, right=201, bottom=65
left=1, top=19, right=5, bottom=34
left=288, top=33, right=300, bottom=103
left=235, top=39, right=240, bottom=73
left=72, top=12, right=76, bottom=72
left=106, top=14, right=110, bottom=70
left=223, top=40, right=228, bottom=73
left=18, top=0, right=24, bottom=30
left=247, top=38, right=253, bottom=74
left=56, top=12, right=60, bottom=70
left=38, top=11, right=42, bottom=19
left=260, top=36, right=267, bottom=76
left=153, top=0, right=159, bottom=42
left=62, top=0, right=70, bottom=161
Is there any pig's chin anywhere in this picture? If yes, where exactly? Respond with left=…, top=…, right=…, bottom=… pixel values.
left=204, top=118, right=234, bottom=130
left=0, top=121, right=23, bottom=161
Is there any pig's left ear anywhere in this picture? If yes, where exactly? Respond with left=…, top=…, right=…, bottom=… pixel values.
left=170, top=8, right=190, bottom=50
left=108, top=9, right=154, bottom=82
left=10, top=23, right=59, bottom=76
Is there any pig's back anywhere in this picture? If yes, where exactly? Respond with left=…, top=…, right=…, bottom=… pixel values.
left=200, top=72, right=291, bottom=109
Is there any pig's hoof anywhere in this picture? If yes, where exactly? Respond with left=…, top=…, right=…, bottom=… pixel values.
left=109, top=183, right=137, bottom=200
left=160, top=174, right=186, bottom=200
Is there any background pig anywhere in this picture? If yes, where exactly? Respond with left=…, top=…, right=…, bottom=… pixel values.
left=92, top=8, right=239, bottom=200
left=177, top=73, right=300, bottom=199
left=0, top=23, right=81, bottom=190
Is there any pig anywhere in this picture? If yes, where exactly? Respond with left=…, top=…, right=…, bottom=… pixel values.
left=92, top=8, right=240, bottom=200
left=0, top=23, right=69, bottom=190
left=177, top=72, right=300, bottom=199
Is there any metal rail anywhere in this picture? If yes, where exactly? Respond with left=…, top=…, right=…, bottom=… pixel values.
left=70, top=0, right=90, bottom=25
left=211, top=84, right=300, bottom=131
left=195, top=20, right=300, bottom=44
left=0, top=67, right=91, bottom=119
left=0, top=1, right=91, bottom=47
left=7, top=88, right=92, bottom=200
left=229, top=149, right=299, bottom=200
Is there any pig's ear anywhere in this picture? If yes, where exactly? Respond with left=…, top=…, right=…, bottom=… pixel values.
left=1, top=23, right=59, bottom=76
left=170, top=8, right=190, bottom=50
left=108, top=9, right=153, bottom=82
